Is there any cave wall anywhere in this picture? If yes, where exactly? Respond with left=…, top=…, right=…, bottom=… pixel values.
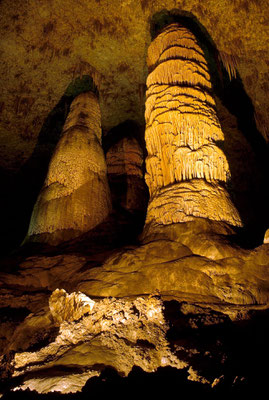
left=0, top=0, right=268, bottom=170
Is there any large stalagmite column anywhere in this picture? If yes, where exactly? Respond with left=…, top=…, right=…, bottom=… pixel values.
left=25, top=91, right=112, bottom=245
left=144, top=23, right=242, bottom=228
left=106, top=136, right=147, bottom=214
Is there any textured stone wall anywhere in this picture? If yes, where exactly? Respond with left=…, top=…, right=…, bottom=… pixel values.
left=25, top=91, right=112, bottom=245
left=144, top=23, right=242, bottom=227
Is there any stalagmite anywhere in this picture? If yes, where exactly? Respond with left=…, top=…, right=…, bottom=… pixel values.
left=144, top=23, right=242, bottom=228
left=25, top=91, right=112, bottom=245
left=106, top=135, right=146, bottom=213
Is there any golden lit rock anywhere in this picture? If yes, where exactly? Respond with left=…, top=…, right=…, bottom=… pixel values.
left=9, top=292, right=187, bottom=394
left=144, top=23, right=242, bottom=228
left=0, top=4, right=268, bottom=396
left=13, top=371, right=99, bottom=395
left=264, top=229, right=269, bottom=244
left=49, top=288, right=95, bottom=324
left=25, top=91, right=112, bottom=245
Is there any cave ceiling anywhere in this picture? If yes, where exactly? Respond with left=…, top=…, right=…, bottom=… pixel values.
left=0, top=0, right=268, bottom=172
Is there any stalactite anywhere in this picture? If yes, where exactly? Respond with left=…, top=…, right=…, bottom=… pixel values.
left=25, top=91, right=112, bottom=245
left=218, top=51, right=238, bottom=80
left=144, top=23, right=242, bottom=228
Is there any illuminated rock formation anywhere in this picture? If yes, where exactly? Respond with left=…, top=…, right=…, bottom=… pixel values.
left=2, top=283, right=269, bottom=395
left=49, top=288, right=95, bottom=324
left=25, top=91, right=112, bottom=245
left=5, top=291, right=187, bottom=394
left=144, top=23, right=242, bottom=229
left=106, top=135, right=147, bottom=213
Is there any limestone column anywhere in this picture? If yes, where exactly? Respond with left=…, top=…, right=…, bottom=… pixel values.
left=25, top=91, right=112, bottom=245
left=144, top=23, right=242, bottom=228
left=106, top=135, right=147, bottom=213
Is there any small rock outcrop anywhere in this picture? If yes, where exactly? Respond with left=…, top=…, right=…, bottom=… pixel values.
left=25, top=91, right=112, bottom=245
left=49, top=288, right=95, bottom=324
left=144, top=23, right=242, bottom=229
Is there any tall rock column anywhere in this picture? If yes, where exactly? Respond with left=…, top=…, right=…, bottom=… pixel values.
left=25, top=91, right=112, bottom=245
left=144, top=23, right=242, bottom=229
left=106, top=135, right=147, bottom=214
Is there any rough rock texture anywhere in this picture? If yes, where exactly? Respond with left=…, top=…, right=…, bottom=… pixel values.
left=144, top=23, right=242, bottom=228
left=0, top=218, right=269, bottom=396
left=0, top=1, right=268, bottom=397
left=0, top=0, right=268, bottom=173
left=1, top=291, right=186, bottom=394
left=25, top=91, right=112, bottom=245
left=49, top=288, right=95, bottom=324
left=106, top=135, right=147, bottom=213
left=1, top=288, right=269, bottom=396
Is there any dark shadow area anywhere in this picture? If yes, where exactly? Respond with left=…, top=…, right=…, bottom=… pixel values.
left=163, top=300, right=269, bottom=394
left=0, top=76, right=97, bottom=256
left=150, top=9, right=269, bottom=247
left=1, top=350, right=267, bottom=398
left=0, top=208, right=146, bottom=276
left=103, top=119, right=146, bottom=157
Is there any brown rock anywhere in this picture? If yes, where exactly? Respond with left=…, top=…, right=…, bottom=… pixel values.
left=25, top=92, right=112, bottom=245
left=106, top=136, right=144, bottom=178
left=106, top=136, right=147, bottom=213
left=144, top=23, right=242, bottom=228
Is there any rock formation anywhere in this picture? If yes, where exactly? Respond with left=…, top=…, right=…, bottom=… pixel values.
left=0, top=4, right=269, bottom=397
left=6, top=291, right=185, bottom=394
left=106, top=134, right=147, bottom=213
left=144, top=23, right=242, bottom=229
left=1, top=286, right=269, bottom=395
left=25, top=91, right=112, bottom=245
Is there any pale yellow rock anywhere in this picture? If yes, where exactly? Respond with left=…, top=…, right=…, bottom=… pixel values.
left=145, top=180, right=242, bottom=227
left=25, top=92, right=112, bottom=245
left=49, top=288, right=95, bottom=324
left=144, top=23, right=242, bottom=228
left=264, top=229, right=269, bottom=244
left=13, top=371, right=99, bottom=394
